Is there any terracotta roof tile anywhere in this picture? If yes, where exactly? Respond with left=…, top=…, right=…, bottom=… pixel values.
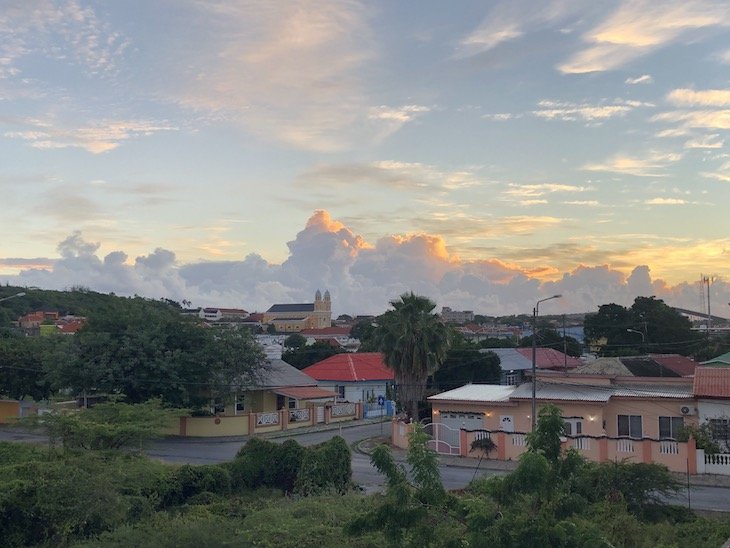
left=694, top=367, right=730, bottom=398
left=302, top=352, right=394, bottom=382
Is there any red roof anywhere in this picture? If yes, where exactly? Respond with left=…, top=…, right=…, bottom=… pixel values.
left=302, top=352, right=394, bottom=382
left=650, top=354, right=697, bottom=377
left=515, top=348, right=581, bottom=369
left=273, top=386, right=338, bottom=400
left=694, top=367, right=730, bottom=398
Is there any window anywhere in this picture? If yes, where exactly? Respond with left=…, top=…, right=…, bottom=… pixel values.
left=335, top=385, right=345, bottom=399
left=212, top=398, right=225, bottom=415
left=617, top=415, right=643, bottom=438
left=288, top=398, right=297, bottom=410
left=658, top=416, right=684, bottom=440
left=506, top=371, right=520, bottom=386
left=564, top=419, right=582, bottom=436
left=709, top=418, right=730, bottom=448
left=235, top=395, right=245, bottom=413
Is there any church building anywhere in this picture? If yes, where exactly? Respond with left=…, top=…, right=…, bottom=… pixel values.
left=262, top=290, right=332, bottom=333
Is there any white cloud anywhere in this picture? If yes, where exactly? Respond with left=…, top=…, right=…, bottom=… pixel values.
left=4, top=118, right=177, bottom=154
left=368, top=105, right=431, bottom=139
left=533, top=99, right=652, bottom=122
left=559, top=0, right=730, bottom=74
left=505, top=183, right=589, bottom=198
left=582, top=151, right=682, bottom=177
left=684, top=134, right=724, bottom=149
left=625, top=74, right=653, bottom=85
left=667, top=88, right=730, bottom=107
left=652, top=110, right=730, bottom=130
left=168, top=0, right=375, bottom=152
left=644, top=197, right=688, bottom=205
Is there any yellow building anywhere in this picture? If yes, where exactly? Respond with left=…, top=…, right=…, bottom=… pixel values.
left=262, top=290, right=332, bottom=332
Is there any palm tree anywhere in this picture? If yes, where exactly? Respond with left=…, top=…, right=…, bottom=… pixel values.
left=375, top=292, right=450, bottom=419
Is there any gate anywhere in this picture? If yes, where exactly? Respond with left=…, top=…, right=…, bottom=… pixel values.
left=424, top=422, right=461, bottom=455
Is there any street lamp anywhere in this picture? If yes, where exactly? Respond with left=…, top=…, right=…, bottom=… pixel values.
left=531, top=294, right=562, bottom=431
left=0, top=292, right=25, bottom=303
left=626, top=328, right=645, bottom=342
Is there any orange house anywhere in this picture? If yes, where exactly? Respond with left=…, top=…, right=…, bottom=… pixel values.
left=410, top=373, right=700, bottom=473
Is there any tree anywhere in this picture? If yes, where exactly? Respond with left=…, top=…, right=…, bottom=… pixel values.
left=519, top=328, right=582, bottom=357
left=18, top=399, right=180, bottom=451
left=283, top=333, right=307, bottom=349
left=432, top=348, right=501, bottom=390
left=281, top=341, right=345, bottom=369
left=585, top=297, right=700, bottom=357
left=351, top=317, right=378, bottom=352
left=374, top=293, right=450, bottom=419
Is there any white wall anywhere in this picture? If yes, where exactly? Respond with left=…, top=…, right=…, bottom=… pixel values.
left=698, top=399, right=730, bottom=422
left=316, top=381, right=389, bottom=402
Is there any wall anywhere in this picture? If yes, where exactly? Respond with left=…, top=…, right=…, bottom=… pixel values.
left=698, top=399, right=730, bottom=422
left=603, top=398, right=698, bottom=438
left=0, top=400, right=20, bottom=423
left=181, top=415, right=250, bottom=437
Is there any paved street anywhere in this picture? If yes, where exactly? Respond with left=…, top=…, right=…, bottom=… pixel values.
left=3, top=422, right=730, bottom=512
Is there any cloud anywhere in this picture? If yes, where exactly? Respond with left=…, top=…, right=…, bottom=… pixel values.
left=367, top=105, right=431, bottom=139
left=1, top=211, right=728, bottom=316
left=652, top=110, right=730, bottom=130
left=625, top=74, right=653, bottom=85
left=298, top=161, right=484, bottom=191
left=533, top=99, right=652, bottom=122
left=3, top=118, right=177, bottom=154
left=582, top=151, right=682, bottom=177
left=504, top=183, right=589, bottom=199
left=0, top=1, right=128, bottom=78
left=644, top=197, right=689, bottom=205
left=701, top=160, right=730, bottom=181
left=167, top=0, right=376, bottom=151
left=559, top=1, right=730, bottom=74
left=455, top=0, right=585, bottom=58
left=684, top=134, right=724, bottom=149
left=667, top=88, right=730, bottom=107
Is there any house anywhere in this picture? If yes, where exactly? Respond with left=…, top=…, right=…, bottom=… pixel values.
left=488, top=348, right=581, bottom=385
left=302, top=352, right=394, bottom=402
left=701, top=351, right=730, bottom=367
left=199, top=307, right=249, bottom=322
left=18, top=311, right=59, bottom=330
left=693, top=367, right=730, bottom=452
left=262, top=290, right=332, bottom=332
left=217, top=358, right=338, bottom=416
left=409, top=372, right=699, bottom=473
left=441, top=307, right=474, bottom=324
left=575, top=354, right=698, bottom=378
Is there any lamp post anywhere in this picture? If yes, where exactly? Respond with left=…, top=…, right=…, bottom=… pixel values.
left=531, top=294, right=562, bottom=431
left=626, top=328, right=645, bottom=342
left=0, top=292, right=25, bottom=303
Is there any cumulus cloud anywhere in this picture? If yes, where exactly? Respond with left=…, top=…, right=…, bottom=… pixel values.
left=559, top=0, right=730, bottom=74
left=2, top=211, right=727, bottom=317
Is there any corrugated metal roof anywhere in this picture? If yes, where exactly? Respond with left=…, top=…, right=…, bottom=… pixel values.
left=575, top=357, right=632, bottom=376
left=428, top=384, right=516, bottom=402
left=489, top=349, right=533, bottom=371
left=510, top=382, right=612, bottom=402
left=273, top=386, right=338, bottom=400
left=256, top=358, right=317, bottom=388
left=267, top=303, right=315, bottom=313
left=611, top=384, right=693, bottom=399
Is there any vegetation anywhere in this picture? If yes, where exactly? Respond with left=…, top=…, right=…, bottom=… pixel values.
left=432, top=346, right=501, bottom=390
left=374, top=293, right=450, bottom=418
left=519, top=327, right=582, bottom=357
left=584, top=296, right=701, bottom=356
left=282, top=340, right=346, bottom=369
left=0, top=287, right=268, bottom=411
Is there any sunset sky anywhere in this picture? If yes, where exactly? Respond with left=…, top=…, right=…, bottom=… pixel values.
left=1, top=0, right=729, bottom=316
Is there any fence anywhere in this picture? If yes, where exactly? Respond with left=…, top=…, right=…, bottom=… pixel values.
left=696, top=450, right=730, bottom=475
left=170, top=402, right=362, bottom=437
left=392, top=421, right=698, bottom=474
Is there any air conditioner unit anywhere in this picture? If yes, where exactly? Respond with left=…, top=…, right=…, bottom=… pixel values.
left=680, top=405, right=697, bottom=416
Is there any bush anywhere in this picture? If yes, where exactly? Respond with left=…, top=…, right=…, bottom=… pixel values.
left=158, top=464, right=231, bottom=507
left=295, top=436, right=352, bottom=496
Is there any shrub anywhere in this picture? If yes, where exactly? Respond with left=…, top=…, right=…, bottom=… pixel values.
left=295, top=436, right=352, bottom=496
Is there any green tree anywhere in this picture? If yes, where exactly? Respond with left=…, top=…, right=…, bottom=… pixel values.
left=18, top=399, right=180, bottom=451
left=374, top=293, right=449, bottom=419
left=432, top=348, right=501, bottom=390
left=282, top=340, right=345, bottom=369
left=283, top=333, right=307, bottom=349
left=519, top=328, right=582, bottom=357
left=351, top=317, right=378, bottom=351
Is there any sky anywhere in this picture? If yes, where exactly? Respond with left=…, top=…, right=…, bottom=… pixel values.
left=1, top=0, right=729, bottom=317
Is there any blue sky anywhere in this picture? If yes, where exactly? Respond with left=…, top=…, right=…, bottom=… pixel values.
left=1, top=0, right=729, bottom=316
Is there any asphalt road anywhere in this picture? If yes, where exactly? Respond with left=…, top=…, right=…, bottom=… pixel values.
left=2, top=423, right=729, bottom=512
